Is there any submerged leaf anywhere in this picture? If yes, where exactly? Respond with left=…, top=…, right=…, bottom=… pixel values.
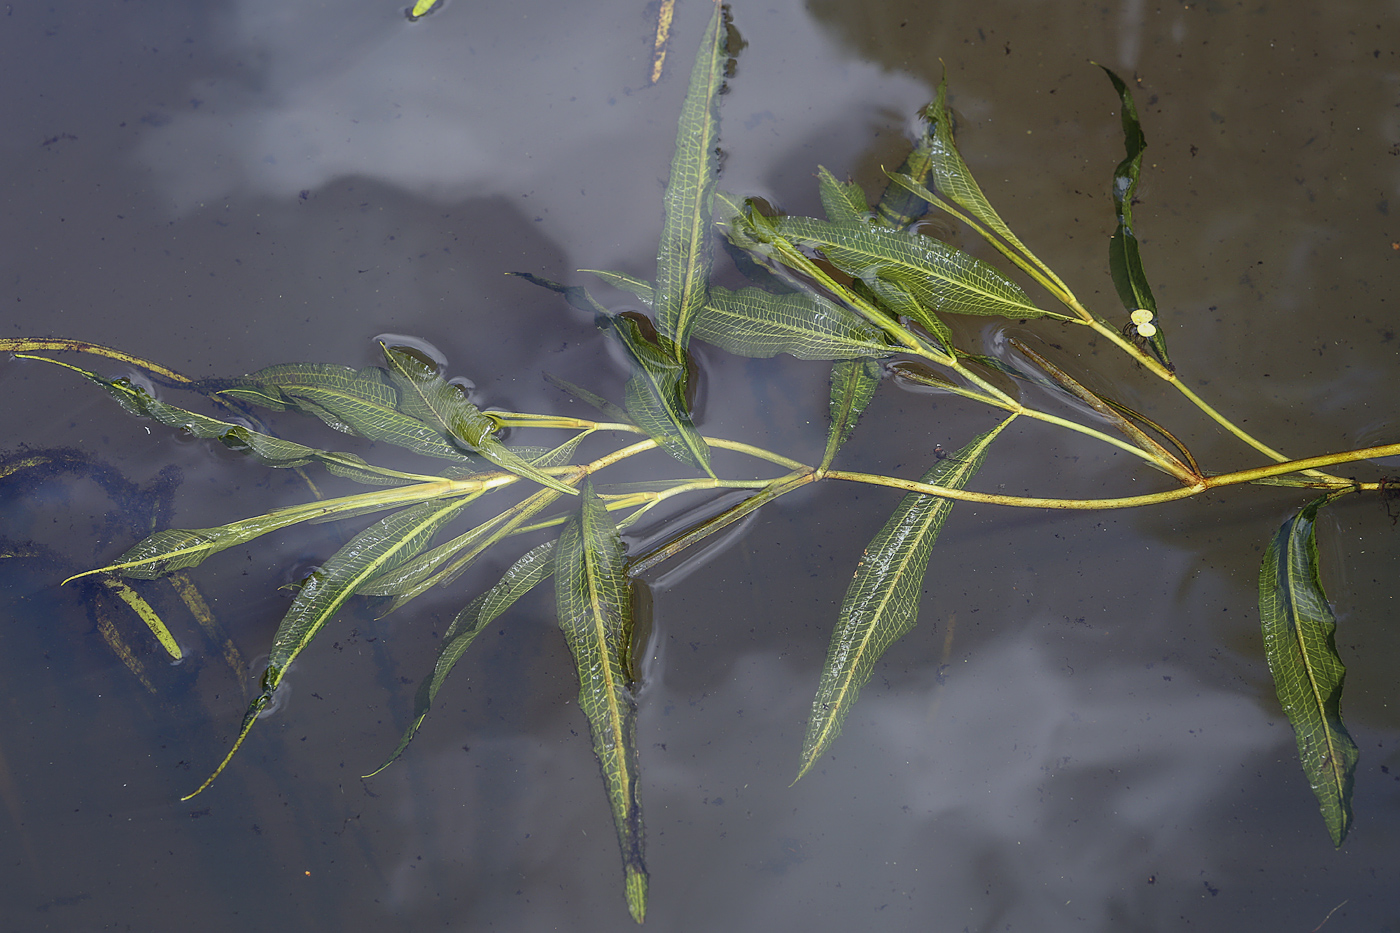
left=873, top=110, right=938, bottom=229
left=1258, top=495, right=1359, bottom=846
left=1099, top=65, right=1171, bottom=369
left=29, top=356, right=441, bottom=485
left=513, top=272, right=711, bottom=472
left=798, top=419, right=1010, bottom=780
left=695, top=286, right=894, bottom=361
left=554, top=484, right=647, bottom=923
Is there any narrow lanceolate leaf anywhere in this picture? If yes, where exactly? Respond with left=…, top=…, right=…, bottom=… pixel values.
left=1099, top=64, right=1171, bottom=369
left=27, top=356, right=440, bottom=485
left=583, top=273, right=893, bottom=362
left=73, top=481, right=482, bottom=581
left=775, top=216, right=1060, bottom=322
left=366, top=539, right=557, bottom=777
left=183, top=497, right=476, bottom=799
left=554, top=484, right=646, bottom=923
left=821, top=358, right=882, bottom=471
left=223, top=362, right=471, bottom=462
left=380, top=342, right=579, bottom=495
left=512, top=272, right=710, bottom=473
left=98, top=575, right=182, bottom=661
left=798, top=419, right=1010, bottom=781
left=608, top=313, right=714, bottom=475
left=653, top=0, right=727, bottom=355
left=1011, top=339, right=1196, bottom=483
left=817, top=166, right=873, bottom=224
left=1258, top=495, right=1358, bottom=846
left=922, top=74, right=1071, bottom=297
left=695, top=286, right=894, bottom=361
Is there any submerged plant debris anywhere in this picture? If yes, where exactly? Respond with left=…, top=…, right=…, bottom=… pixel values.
left=2, top=0, right=1394, bottom=921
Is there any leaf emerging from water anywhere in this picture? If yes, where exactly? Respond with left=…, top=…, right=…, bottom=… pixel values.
left=1258, top=495, right=1358, bottom=846
left=797, top=419, right=1009, bottom=781
left=554, top=483, right=647, bottom=922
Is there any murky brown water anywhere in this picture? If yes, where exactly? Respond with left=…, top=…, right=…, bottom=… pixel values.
left=3, top=1, right=1398, bottom=930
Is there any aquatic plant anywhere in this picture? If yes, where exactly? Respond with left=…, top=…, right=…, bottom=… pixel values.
left=2, top=1, right=1393, bottom=922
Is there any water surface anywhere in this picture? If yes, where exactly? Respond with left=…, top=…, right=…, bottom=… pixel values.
left=2, top=1, right=1398, bottom=930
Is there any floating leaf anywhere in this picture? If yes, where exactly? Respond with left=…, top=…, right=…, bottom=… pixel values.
left=554, top=484, right=647, bottom=923
left=380, top=342, right=579, bottom=495
left=798, top=419, right=1009, bottom=780
left=775, top=216, right=1058, bottom=322
left=1099, top=64, right=1171, bottom=369
left=821, top=358, right=882, bottom=471
left=1258, top=495, right=1359, bottom=846
left=367, top=539, right=557, bottom=776
left=653, top=0, right=727, bottom=355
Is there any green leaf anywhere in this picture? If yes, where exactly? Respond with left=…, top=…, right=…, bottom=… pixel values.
left=184, top=496, right=477, bottom=798
left=512, top=272, right=711, bottom=472
left=817, top=166, right=873, bottom=223
left=583, top=269, right=657, bottom=307
left=797, top=419, right=1009, bottom=781
left=1258, top=495, right=1359, bottom=846
left=366, top=539, right=557, bottom=777
left=653, top=0, right=727, bottom=355
left=695, top=286, right=894, bottom=361
left=775, top=216, right=1058, bottom=322
left=920, top=75, right=1071, bottom=297
left=1098, top=64, right=1172, bottom=369
left=378, top=483, right=574, bottom=612
left=873, top=110, right=938, bottom=228
left=584, top=272, right=893, bottom=362
left=380, top=342, right=579, bottom=495
left=821, top=358, right=882, bottom=471
left=608, top=313, right=714, bottom=475
left=30, top=356, right=443, bottom=485
left=554, top=484, right=647, bottom=923
left=75, top=481, right=482, bottom=581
